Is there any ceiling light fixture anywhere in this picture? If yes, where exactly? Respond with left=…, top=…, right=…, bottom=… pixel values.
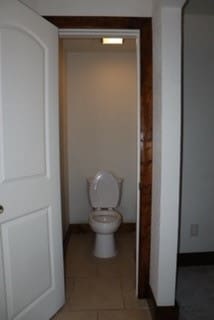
left=102, top=37, right=123, bottom=45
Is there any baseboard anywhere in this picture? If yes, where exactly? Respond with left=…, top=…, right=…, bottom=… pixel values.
left=63, top=222, right=135, bottom=254
left=69, top=223, right=91, bottom=233
left=69, top=222, right=136, bottom=234
left=119, top=222, right=136, bottom=232
left=148, top=286, right=179, bottom=320
left=178, top=252, right=214, bottom=266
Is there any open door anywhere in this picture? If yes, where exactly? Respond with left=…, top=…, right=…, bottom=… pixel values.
left=45, top=16, right=152, bottom=298
left=0, top=1, right=64, bottom=319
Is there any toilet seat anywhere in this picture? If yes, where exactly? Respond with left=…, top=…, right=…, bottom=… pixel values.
left=89, top=210, right=121, bottom=235
left=90, top=210, right=121, bottom=223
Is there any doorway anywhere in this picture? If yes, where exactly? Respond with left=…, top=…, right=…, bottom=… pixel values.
left=45, top=16, right=153, bottom=298
left=59, top=30, right=140, bottom=290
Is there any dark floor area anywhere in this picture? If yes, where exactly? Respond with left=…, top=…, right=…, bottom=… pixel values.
left=177, top=265, right=214, bottom=320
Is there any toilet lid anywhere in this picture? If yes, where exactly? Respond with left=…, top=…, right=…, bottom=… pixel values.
left=89, top=171, right=120, bottom=208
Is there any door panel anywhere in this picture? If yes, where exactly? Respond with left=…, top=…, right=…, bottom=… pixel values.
left=0, top=1, right=64, bottom=319
left=1, top=27, right=46, bottom=181
left=2, top=208, right=52, bottom=318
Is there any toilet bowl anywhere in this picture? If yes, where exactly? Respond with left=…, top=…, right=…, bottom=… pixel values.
left=87, top=171, right=123, bottom=258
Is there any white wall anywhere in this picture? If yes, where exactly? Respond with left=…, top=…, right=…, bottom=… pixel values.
left=150, top=0, right=185, bottom=306
left=19, top=0, right=38, bottom=11
left=20, top=0, right=152, bottom=17
left=66, top=49, right=137, bottom=224
left=179, top=14, right=214, bottom=253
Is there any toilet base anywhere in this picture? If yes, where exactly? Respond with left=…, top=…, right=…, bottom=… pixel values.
left=93, top=233, right=117, bottom=258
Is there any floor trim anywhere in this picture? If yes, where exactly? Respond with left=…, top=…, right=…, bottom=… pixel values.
left=63, top=222, right=136, bottom=254
left=178, top=252, right=214, bottom=266
left=148, top=286, right=179, bottom=320
left=69, top=222, right=136, bottom=233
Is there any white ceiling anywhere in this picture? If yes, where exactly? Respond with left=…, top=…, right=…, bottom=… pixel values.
left=63, top=38, right=136, bottom=53
left=185, top=0, right=214, bottom=15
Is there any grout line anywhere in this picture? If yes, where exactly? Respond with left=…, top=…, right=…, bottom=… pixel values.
left=119, top=276, right=126, bottom=310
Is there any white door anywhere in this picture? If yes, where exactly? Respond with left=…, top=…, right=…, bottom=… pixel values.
left=0, top=1, right=65, bottom=319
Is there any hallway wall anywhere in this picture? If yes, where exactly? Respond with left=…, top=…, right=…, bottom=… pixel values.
left=180, top=14, right=214, bottom=253
left=150, top=1, right=184, bottom=306
left=20, top=0, right=152, bottom=17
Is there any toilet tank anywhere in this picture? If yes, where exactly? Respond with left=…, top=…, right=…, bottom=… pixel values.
left=88, top=171, right=122, bottom=209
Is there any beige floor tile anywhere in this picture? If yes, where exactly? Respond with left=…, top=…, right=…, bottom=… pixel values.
left=67, top=234, right=95, bottom=258
left=116, top=232, right=136, bottom=252
left=96, top=252, right=135, bottom=279
left=119, top=259, right=136, bottom=278
left=56, top=310, right=97, bottom=320
left=121, top=276, right=149, bottom=309
left=123, top=291, right=149, bottom=310
left=63, top=232, right=152, bottom=317
left=66, top=234, right=94, bottom=259
left=96, top=259, right=122, bottom=278
left=120, top=274, right=135, bottom=292
left=65, top=234, right=97, bottom=278
left=65, top=255, right=97, bottom=278
left=67, top=276, right=124, bottom=310
left=98, top=309, right=152, bottom=320
left=65, top=277, right=75, bottom=299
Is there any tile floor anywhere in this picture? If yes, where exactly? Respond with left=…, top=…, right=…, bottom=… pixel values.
left=53, top=231, right=152, bottom=320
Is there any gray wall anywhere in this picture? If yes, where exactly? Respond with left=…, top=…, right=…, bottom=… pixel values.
left=20, top=0, right=152, bottom=16
left=65, top=49, right=138, bottom=224
left=180, top=14, right=214, bottom=252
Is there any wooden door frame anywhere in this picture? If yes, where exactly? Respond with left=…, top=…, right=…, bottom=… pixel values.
left=44, top=16, right=152, bottom=298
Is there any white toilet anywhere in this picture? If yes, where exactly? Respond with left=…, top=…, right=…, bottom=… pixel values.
left=87, top=170, right=123, bottom=258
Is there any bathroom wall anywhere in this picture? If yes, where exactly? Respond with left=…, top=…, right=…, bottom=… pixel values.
left=65, top=45, right=137, bottom=223
left=179, top=13, right=214, bottom=253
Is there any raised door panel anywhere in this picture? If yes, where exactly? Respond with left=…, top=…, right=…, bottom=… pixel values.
left=1, top=208, right=53, bottom=319
left=0, top=27, right=47, bottom=182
